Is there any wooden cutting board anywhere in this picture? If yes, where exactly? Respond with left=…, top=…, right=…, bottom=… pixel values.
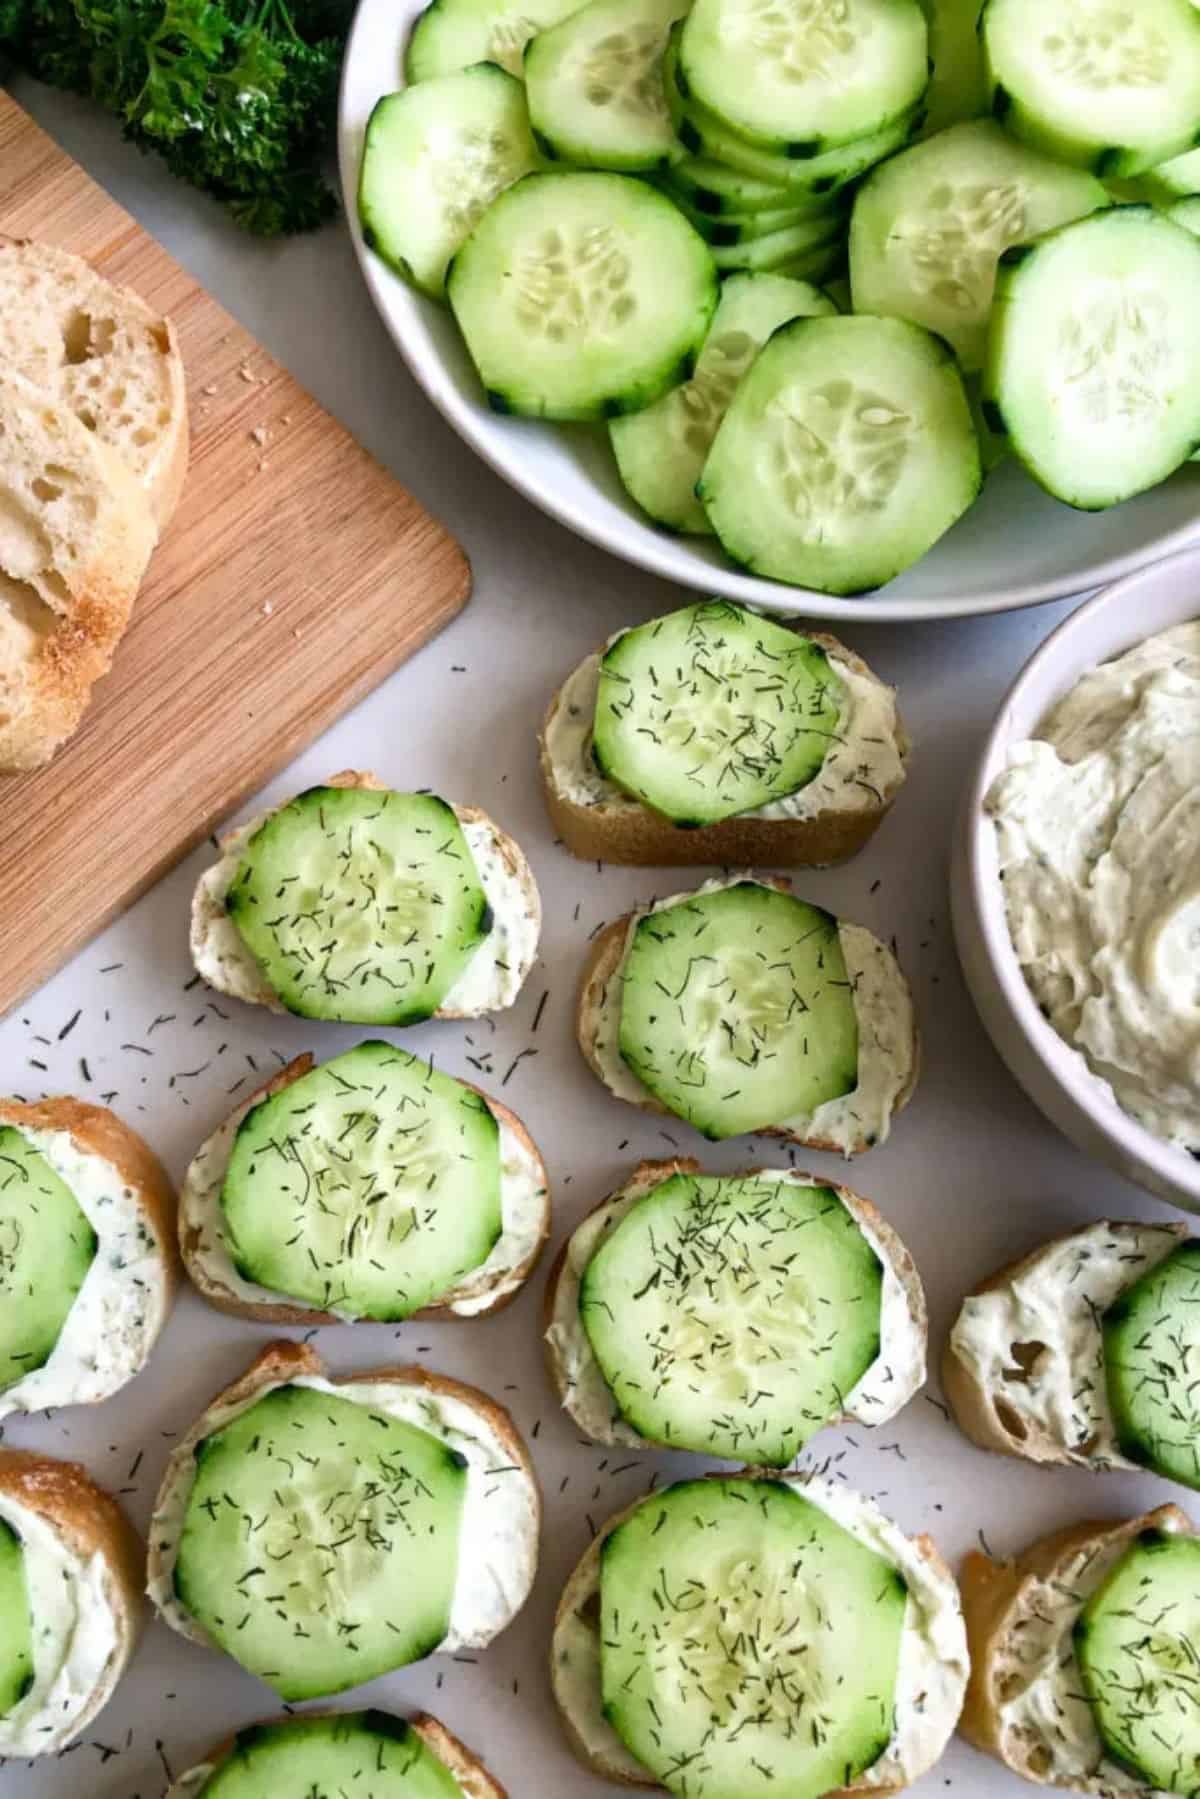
left=0, top=93, right=472, bottom=1019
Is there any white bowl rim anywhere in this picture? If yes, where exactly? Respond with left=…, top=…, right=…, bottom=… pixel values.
left=965, top=545, right=1200, bottom=1205
left=335, top=0, right=1200, bottom=626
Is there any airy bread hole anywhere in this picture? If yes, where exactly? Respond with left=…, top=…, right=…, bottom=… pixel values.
left=150, top=322, right=170, bottom=355
left=61, top=308, right=92, bottom=365
left=578, top=1589, right=601, bottom=1629
left=1026, top=1744, right=1053, bottom=1778
left=0, top=490, right=53, bottom=579
left=993, top=1399, right=1029, bottom=1442
left=132, top=426, right=155, bottom=446
left=0, top=571, right=57, bottom=650
left=1004, top=1340, right=1046, bottom=1384
left=77, top=407, right=98, bottom=432
left=31, top=477, right=61, bottom=503
left=996, top=1671, right=1024, bottom=1702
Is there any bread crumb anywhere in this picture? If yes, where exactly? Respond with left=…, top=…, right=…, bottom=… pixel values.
left=261, top=601, right=274, bottom=618
left=202, top=383, right=218, bottom=396
left=250, top=425, right=269, bottom=447
left=239, top=364, right=256, bottom=383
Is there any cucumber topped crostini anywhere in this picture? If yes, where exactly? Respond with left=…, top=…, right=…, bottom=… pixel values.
left=545, top=1157, right=926, bottom=1464
left=541, top=599, right=909, bottom=866
left=945, top=1219, right=1200, bottom=1490
left=0, top=1448, right=144, bottom=1757
left=961, top=1504, right=1200, bottom=1797
left=149, top=1341, right=539, bottom=1701
left=191, top=771, right=540, bottom=1024
left=166, top=1710, right=507, bottom=1798
left=578, top=874, right=918, bottom=1150
left=179, top=1042, right=549, bottom=1324
left=0, top=1098, right=179, bottom=1421
left=552, top=1473, right=968, bottom=1796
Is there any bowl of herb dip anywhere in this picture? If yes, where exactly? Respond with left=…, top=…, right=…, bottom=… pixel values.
left=952, top=548, right=1200, bottom=1211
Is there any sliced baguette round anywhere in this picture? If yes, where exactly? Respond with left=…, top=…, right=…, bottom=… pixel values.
left=540, top=627, right=909, bottom=868
left=0, top=369, right=157, bottom=773
left=165, top=1709, right=507, bottom=1798
left=552, top=1473, right=950, bottom=1797
left=544, top=1155, right=926, bottom=1452
left=0, top=1446, right=145, bottom=1755
left=0, top=237, right=189, bottom=530
left=941, top=1219, right=1189, bottom=1468
left=147, top=1340, right=541, bottom=1657
left=575, top=877, right=920, bottom=1155
left=959, top=1504, right=1192, bottom=1788
left=179, top=1052, right=550, bottom=1325
left=0, top=1095, right=180, bottom=1417
left=190, top=770, right=541, bottom=1020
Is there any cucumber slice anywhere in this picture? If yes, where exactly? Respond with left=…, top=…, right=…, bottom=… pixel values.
left=590, top=599, right=843, bottom=820
left=850, top=120, right=1108, bottom=369
left=1112, top=146, right=1200, bottom=205
left=665, top=155, right=804, bottom=216
left=580, top=1172, right=883, bottom=1463
left=0, top=1520, right=33, bottom=1719
left=448, top=171, right=717, bottom=419
left=668, top=191, right=840, bottom=245
left=525, top=0, right=686, bottom=171
left=983, top=207, right=1200, bottom=509
left=600, top=1478, right=907, bottom=1799
left=983, top=0, right=1200, bottom=177
left=771, top=240, right=848, bottom=283
left=918, top=0, right=987, bottom=136
left=199, top=1713, right=466, bottom=1797
left=617, top=881, right=859, bottom=1139
left=358, top=68, right=539, bottom=300
left=1104, top=1242, right=1200, bottom=1488
left=664, top=26, right=924, bottom=192
left=0, top=1127, right=96, bottom=1393
left=220, top=1042, right=501, bottom=1322
left=610, top=274, right=835, bottom=531
left=225, top=787, right=491, bottom=1026
left=700, top=314, right=980, bottom=594
left=174, top=1385, right=466, bottom=1699
left=1171, top=196, right=1200, bottom=235
left=711, top=213, right=845, bottom=272
left=678, top=0, right=928, bottom=155
left=1076, top=1529, right=1200, bottom=1791
left=406, top=0, right=582, bottom=80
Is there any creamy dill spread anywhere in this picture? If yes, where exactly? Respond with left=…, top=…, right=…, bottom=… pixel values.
left=988, top=623, right=1200, bottom=1154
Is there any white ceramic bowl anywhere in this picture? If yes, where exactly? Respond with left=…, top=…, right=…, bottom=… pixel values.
left=950, top=548, right=1200, bottom=1211
left=337, top=0, right=1200, bottom=623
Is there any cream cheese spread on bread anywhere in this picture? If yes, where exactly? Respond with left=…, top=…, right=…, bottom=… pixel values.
left=0, top=1491, right=121, bottom=1757
left=950, top=1220, right=1182, bottom=1468
left=0, top=1125, right=171, bottom=1420
left=192, top=807, right=539, bottom=1017
left=180, top=1090, right=547, bottom=1319
left=149, top=1374, right=538, bottom=1653
left=988, top=622, right=1200, bottom=1154
left=555, top=1475, right=967, bottom=1790
left=544, top=637, right=907, bottom=822
left=547, top=1168, right=926, bottom=1447
left=587, top=877, right=916, bottom=1154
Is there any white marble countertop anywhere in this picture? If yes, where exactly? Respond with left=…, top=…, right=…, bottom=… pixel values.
left=2, top=76, right=1188, bottom=1799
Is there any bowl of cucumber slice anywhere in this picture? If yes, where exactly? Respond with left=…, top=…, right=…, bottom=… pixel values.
left=338, top=0, right=1200, bottom=620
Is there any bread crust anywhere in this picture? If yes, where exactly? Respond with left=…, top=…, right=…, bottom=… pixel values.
left=544, top=1156, right=926, bottom=1453
left=180, top=1053, right=550, bottom=1325
left=941, top=1220, right=1189, bottom=1468
left=958, top=1504, right=1192, bottom=1785
left=167, top=1709, right=507, bottom=1798
left=0, top=1447, right=145, bottom=1750
left=148, top=1340, right=541, bottom=1652
left=551, top=1472, right=946, bottom=1797
left=575, top=886, right=920, bottom=1156
left=540, top=628, right=909, bottom=868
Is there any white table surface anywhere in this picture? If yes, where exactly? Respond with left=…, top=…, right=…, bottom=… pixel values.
left=3, top=76, right=1190, bottom=1799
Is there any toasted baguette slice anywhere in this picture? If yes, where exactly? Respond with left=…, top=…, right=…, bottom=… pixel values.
left=0, top=1447, right=144, bottom=1755
left=147, top=1340, right=541, bottom=1663
left=0, top=237, right=189, bottom=530
left=576, top=874, right=920, bottom=1155
left=0, top=1095, right=180, bottom=1420
left=959, top=1504, right=1192, bottom=1790
left=190, top=770, right=541, bottom=1019
left=0, top=369, right=157, bottom=772
left=544, top=1155, right=927, bottom=1454
left=942, top=1218, right=1188, bottom=1471
left=180, top=1051, right=550, bottom=1325
left=165, top=1710, right=507, bottom=1798
left=541, top=625, right=910, bottom=867
left=552, top=1472, right=964, bottom=1796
